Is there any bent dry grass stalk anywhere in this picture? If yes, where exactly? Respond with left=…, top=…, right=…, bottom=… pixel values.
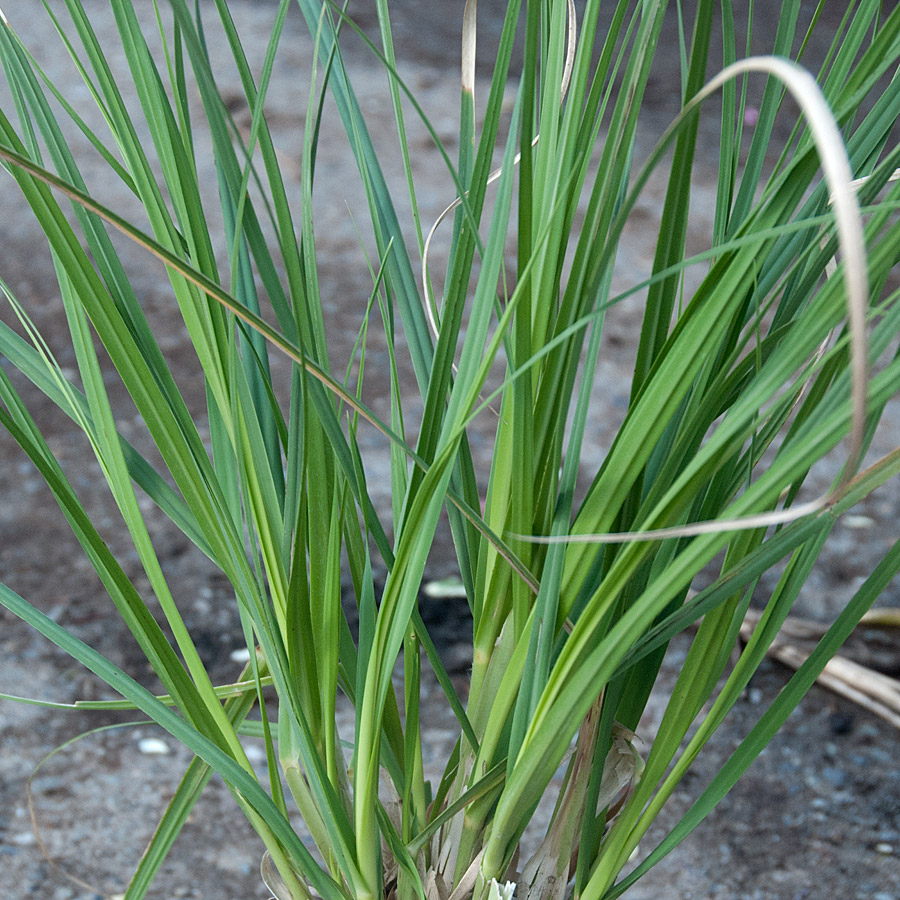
left=1, top=1, right=900, bottom=899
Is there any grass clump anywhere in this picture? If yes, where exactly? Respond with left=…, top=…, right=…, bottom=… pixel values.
left=1, top=1, right=900, bottom=899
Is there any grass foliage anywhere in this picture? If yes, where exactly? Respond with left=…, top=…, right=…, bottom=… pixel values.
left=2, top=1, right=900, bottom=898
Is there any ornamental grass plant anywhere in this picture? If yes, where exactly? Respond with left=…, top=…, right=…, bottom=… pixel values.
left=2, top=1, right=900, bottom=899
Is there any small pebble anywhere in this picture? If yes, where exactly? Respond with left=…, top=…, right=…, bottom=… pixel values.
left=748, top=687, right=764, bottom=704
left=230, top=647, right=252, bottom=663
left=874, top=842, right=894, bottom=855
left=844, top=514, right=875, bottom=529
left=244, top=742, right=266, bottom=764
left=423, top=577, right=467, bottom=599
left=137, top=737, right=171, bottom=755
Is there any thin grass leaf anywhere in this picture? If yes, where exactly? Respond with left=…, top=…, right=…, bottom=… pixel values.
left=604, top=531, right=900, bottom=900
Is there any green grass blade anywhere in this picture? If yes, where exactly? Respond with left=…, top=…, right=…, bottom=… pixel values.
left=605, top=532, right=900, bottom=899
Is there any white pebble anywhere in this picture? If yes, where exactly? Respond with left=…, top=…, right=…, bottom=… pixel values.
left=138, top=737, right=171, bottom=755
left=244, top=743, right=267, bottom=764
left=844, top=514, right=875, bottom=529
left=423, top=578, right=467, bottom=599
left=875, top=842, right=894, bottom=855
left=230, top=647, right=252, bottom=663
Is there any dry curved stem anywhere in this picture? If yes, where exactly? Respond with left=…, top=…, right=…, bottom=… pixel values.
left=26, top=723, right=144, bottom=899
left=841, top=165, right=900, bottom=198
left=860, top=607, right=900, bottom=628
left=422, top=0, right=577, bottom=343
left=740, top=609, right=900, bottom=731
left=519, top=56, right=880, bottom=547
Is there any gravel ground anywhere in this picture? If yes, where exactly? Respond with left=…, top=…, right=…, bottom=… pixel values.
left=1, top=2, right=899, bottom=899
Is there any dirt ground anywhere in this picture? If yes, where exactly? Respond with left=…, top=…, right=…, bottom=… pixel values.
left=1, top=1, right=899, bottom=899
